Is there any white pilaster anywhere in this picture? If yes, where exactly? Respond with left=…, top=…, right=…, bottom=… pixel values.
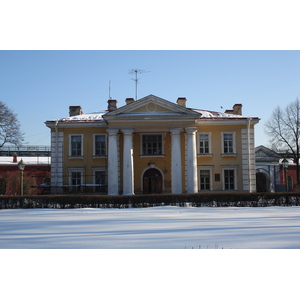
left=51, top=129, right=64, bottom=194
left=242, top=123, right=256, bottom=192
left=121, top=128, right=135, bottom=195
left=185, top=127, right=198, bottom=193
left=170, top=127, right=183, bottom=193
left=107, top=128, right=119, bottom=195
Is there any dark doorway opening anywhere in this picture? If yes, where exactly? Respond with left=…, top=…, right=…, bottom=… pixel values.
left=143, top=168, right=163, bottom=194
left=256, top=172, right=269, bottom=192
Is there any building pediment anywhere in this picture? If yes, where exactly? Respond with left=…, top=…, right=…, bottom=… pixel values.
left=255, top=145, right=282, bottom=162
left=103, top=95, right=201, bottom=123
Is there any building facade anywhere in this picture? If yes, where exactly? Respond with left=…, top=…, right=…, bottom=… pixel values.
left=45, top=94, right=259, bottom=194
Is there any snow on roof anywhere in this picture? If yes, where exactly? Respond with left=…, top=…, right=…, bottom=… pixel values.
left=192, top=109, right=247, bottom=118
left=60, top=111, right=106, bottom=122
left=0, top=156, right=51, bottom=165
left=57, top=108, right=249, bottom=122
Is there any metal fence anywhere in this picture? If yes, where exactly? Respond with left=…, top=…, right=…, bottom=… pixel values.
left=0, top=145, right=51, bottom=157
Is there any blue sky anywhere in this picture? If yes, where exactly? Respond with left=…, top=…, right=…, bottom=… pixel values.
left=1, top=50, right=300, bottom=146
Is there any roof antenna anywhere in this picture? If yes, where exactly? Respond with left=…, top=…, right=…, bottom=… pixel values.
left=108, top=80, right=112, bottom=100
left=128, top=69, right=150, bottom=100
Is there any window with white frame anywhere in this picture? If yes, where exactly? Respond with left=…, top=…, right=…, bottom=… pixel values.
left=199, top=169, right=211, bottom=190
left=141, top=134, right=163, bottom=156
left=198, top=133, right=211, bottom=155
left=222, top=132, right=236, bottom=154
left=70, top=135, right=83, bottom=157
left=223, top=169, right=236, bottom=190
left=94, top=134, right=106, bottom=156
left=68, top=168, right=84, bottom=192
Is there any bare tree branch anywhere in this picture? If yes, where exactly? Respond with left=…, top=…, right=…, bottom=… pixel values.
left=0, top=101, right=24, bottom=148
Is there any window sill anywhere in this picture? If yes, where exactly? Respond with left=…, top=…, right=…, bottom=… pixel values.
left=140, top=154, right=165, bottom=158
left=93, top=155, right=106, bottom=159
left=68, top=156, right=84, bottom=159
left=198, top=154, right=213, bottom=157
left=221, top=153, right=237, bottom=157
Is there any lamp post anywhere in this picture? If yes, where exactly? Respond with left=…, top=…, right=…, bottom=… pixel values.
left=18, top=159, right=26, bottom=195
left=281, top=157, right=288, bottom=192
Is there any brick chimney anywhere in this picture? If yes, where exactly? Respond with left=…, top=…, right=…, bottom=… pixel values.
left=225, top=104, right=242, bottom=115
left=107, top=99, right=118, bottom=112
left=13, top=154, right=17, bottom=163
left=233, top=104, right=242, bottom=115
left=125, top=98, right=135, bottom=105
left=69, top=106, right=83, bottom=117
left=177, top=97, right=187, bottom=107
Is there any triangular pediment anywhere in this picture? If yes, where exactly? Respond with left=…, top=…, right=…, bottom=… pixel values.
left=255, top=145, right=282, bottom=161
left=103, top=94, right=200, bottom=118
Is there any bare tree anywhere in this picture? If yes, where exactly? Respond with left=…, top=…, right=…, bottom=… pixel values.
left=265, top=98, right=300, bottom=187
left=0, top=101, right=24, bottom=147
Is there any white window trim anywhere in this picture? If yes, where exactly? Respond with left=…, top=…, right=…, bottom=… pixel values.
left=93, top=134, right=107, bottom=157
left=69, top=134, right=84, bottom=158
left=198, top=166, right=213, bottom=191
left=197, top=132, right=212, bottom=156
left=221, top=131, right=236, bottom=157
left=140, top=133, right=165, bottom=157
left=221, top=166, right=238, bottom=191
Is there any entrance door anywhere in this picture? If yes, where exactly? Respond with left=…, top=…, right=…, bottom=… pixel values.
left=143, top=168, right=163, bottom=194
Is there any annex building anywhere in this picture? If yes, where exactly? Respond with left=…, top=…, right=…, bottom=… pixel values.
left=45, top=94, right=259, bottom=194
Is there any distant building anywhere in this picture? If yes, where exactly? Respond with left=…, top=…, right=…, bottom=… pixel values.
left=45, top=94, right=259, bottom=194
left=0, top=154, right=51, bottom=195
left=255, top=145, right=297, bottom=192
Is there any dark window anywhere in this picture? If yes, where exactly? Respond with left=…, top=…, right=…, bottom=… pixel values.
left=142, top=135, right=162, bottom=155
left=224, top=169, right=235, bottom=190
left=199, top=134, right=209, bottom=154
left=95, top=170, right=106, bottom=192
left=200, top=170, right=210, bottom=190
left=71, top=172, right=81, bottom=186
left=71, top=136, right=82, bottom=156
left=95, top=135, right=106, bottom=156
left=223, top=133, right=234, bottom=154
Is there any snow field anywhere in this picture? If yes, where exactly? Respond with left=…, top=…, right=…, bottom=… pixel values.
left=1, top=206, right=300, bottom=299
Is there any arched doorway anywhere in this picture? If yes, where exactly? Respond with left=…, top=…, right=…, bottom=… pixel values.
left=143, top=168, right=163, bottom=194
left=256, top=172, right=270, bottom=192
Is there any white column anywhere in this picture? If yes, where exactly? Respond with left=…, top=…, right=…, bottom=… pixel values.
left=170, top=127, right=183, bottom=193
left=107, top=128, right=119, bottom=195
left=121, top=128, right=135, bottom=195
left=186, top=127, right=198, bottom=193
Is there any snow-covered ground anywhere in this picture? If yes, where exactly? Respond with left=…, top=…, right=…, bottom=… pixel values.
left=1, top=206, right=299, bottom=299
left=1, top=206, right=300, bottom=249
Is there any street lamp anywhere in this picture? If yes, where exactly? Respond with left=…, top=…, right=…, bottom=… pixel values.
left=281, top=157, right=288, bottom=192
left=18, top=159, right=26, bottom=195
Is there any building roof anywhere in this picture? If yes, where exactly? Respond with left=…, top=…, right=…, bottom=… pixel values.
left=0, top=156, right=51, bottom=166
left=45, top=94, right=259, bottom=125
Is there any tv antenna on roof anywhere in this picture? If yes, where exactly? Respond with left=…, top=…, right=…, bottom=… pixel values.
left=129, top=69, right=150, bottom=100
left=108, top=80, right=112, bottom=100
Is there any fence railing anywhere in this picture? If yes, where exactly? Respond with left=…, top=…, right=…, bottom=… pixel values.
left=0, top=145, right=51, bottom=157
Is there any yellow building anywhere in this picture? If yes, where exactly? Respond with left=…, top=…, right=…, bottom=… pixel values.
left=45, top=94, right=259, bottom=194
